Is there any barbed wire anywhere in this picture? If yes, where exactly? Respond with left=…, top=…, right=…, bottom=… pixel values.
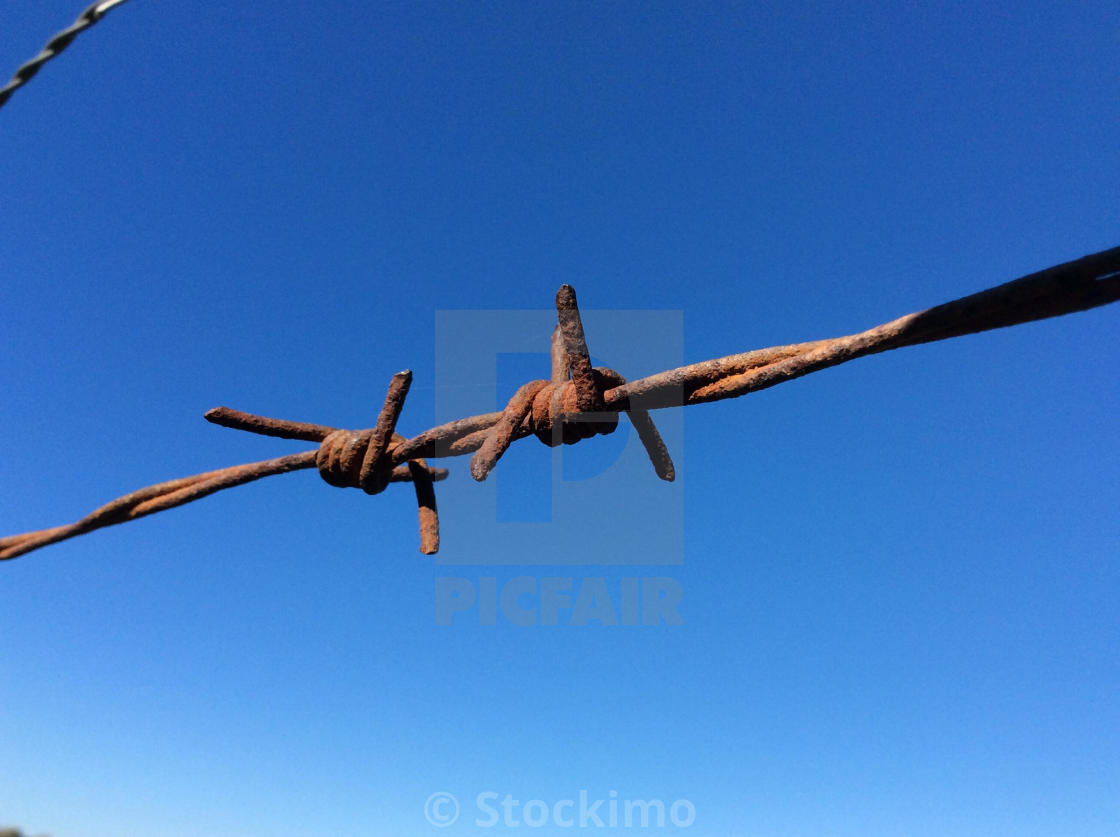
left=2, top=245, right=1118, bottom=560
left=0, top=0, right=132, bottom=113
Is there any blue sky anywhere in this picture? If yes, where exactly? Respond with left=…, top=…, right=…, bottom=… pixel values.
left=1, top=2, right=1118, bottom=834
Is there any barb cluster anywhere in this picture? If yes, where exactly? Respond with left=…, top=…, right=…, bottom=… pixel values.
left=207, top=372, right=446, bottom=555
left=2, top=246, right=1118, bottom=561
left=470, top=285, right=674, bottom=482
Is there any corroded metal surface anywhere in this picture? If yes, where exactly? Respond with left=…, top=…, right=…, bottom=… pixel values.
left=470, top=380, right=549, bottom=481
left=2, top=245, right=1119, bottom=560
left=407, top=458, right=440, bottom=555
left=555, top=284, right=600, bottom=413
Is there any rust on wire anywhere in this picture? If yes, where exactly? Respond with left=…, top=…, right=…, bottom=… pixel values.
left=2, top=245, right=1119, bottom=561
left=555, top=284, right=601, bottom=413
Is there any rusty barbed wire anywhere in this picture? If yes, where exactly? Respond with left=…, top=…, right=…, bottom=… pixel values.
left=0, top=0, right=132, bottom=113
left=2, top=245, right=1118, bottom=561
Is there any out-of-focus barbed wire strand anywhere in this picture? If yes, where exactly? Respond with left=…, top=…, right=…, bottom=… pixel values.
left=0, top=0, right=133, bottom=113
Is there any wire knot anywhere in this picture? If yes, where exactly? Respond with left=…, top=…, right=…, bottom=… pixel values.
left=525, top=368, right=624, bottom=446
left=201, top=369, right=442, bottom=554
left=469, top=286, right=675, bottom=482
left=315, top=429, right=403, bottom=494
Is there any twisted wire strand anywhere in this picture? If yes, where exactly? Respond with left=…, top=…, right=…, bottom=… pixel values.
left=1, top=245, right=1118, bottom=561
left=0, top=0, right=132, bottom=113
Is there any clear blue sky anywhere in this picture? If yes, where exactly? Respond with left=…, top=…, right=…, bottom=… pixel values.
left=1, top=2, right=1118, bottom=835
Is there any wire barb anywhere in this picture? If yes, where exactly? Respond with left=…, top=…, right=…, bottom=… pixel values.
left=2, top=245, right=1119, bottom=561
left=555, top=285, right=600, bottom=412
left=361, top=371, right=412, bottom=493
